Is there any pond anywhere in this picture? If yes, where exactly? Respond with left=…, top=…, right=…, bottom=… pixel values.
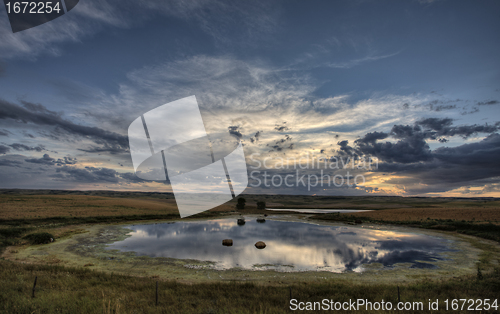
left=265, top=208, right=373, bottom=214
left=105, top=218, right=456, bottom=272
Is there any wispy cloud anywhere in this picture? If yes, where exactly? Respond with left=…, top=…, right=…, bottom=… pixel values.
left=0, top=0, right=280, bottom=59
left=0, top=99, right=128, bottom=153
left=325, top=51, right=402, bottom=69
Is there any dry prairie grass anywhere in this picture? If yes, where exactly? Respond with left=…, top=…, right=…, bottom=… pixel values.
left=348, top=206, right=500, bottom=223
left=0, top=195, right=178, bottom=220
left=0, top=194, right=239, bottom=220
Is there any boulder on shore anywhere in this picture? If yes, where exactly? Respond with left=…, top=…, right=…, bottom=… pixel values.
left=255, top=241, right=266, bottom=249
left=222, top=239, right=233, bottom=246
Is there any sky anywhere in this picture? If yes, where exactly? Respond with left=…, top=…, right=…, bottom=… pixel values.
left=0, top=0, right=499, bottom=197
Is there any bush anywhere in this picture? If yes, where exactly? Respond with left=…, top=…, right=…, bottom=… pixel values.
left=23, top=232, right=54, bottom=244
left=0, top=227, right=31, bottom=238
left=236, top=197, right=246, bottom=210
left=256, top=201, right=266, bottom=210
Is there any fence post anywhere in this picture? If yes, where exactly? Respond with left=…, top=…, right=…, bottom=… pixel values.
left=156, top=281, right=159, bottom=306
left=32, top=276, right=37, bottom=298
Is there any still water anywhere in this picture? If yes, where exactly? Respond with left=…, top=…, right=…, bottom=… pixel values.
left=106, top=218, right=455, bottom=272
left=266, top=208, right=373, bottom=214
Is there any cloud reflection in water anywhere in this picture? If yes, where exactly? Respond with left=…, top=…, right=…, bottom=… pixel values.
left=105, top=218, right=454, bottom=272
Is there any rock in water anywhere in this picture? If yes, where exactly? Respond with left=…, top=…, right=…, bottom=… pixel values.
left=222, top=239, right=233, bottom=246
left=237, top=218, right=246, bottom=225
left=255, top=241, right=266, bottom=249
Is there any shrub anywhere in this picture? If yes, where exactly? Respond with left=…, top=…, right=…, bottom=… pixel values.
left=23, top=232, right=54, bottom=244
left=256, top=201, right=266, bottom=210
left=236, top=197, right=246, bottom=210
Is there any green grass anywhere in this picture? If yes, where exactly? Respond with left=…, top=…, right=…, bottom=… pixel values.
left=23, top=232, right=54, bottom=245
left=0, top=259, right=498, bottom=314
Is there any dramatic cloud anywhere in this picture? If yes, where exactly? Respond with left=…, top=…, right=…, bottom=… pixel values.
left=477, top=100, right=499, bottom=106
left=54, top=166, right=120, bottom=183
left=8, top=143, right=45, bottom=152
left=53, top=165, right=151, bottom=184
left=25, top=154, right=55, bottom=165
left=0, top=0, right=279, bottom=59
left=250, top=131, right=261, bottom=143
left=321, top=118, right=500, bottom=194
left=0, top=99, right=128, bottom=153
left=417, top=118, right=500, bottom=138
left=349, top=119, right=500, bottom=164
left=228, top=126, right=243, bottom=139
left=0, top=159, right=22, bottom=167
left=0, top=145, right=10, bottom=154
left=270, top=134, right=292, bottom=151
left=274, top=123, right=289, bottom=132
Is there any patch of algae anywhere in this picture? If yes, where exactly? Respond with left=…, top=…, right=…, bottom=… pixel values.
left=5, top=216, right=499, bottom=285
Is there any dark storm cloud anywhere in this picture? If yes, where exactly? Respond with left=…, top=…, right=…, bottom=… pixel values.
left=433, top=133, right=500, bottom=166
left=337, top=140, right=358, bottom=155
left=378, top=134, right=500, bottom=183
left=24, top=154, right=77, bottom=166
left=0, top=145, right=10, bottom=154
left=355, top=131, right=389, bottom=144
left=270, top=134, right=292, bottom=152
left=228, top=126, right=242, bottom=139
left=0, top=152, right=143, bottom=186
left=56, top=156, right=77, bottom=165
left=439, top=124, right=500, bottom=137
left=461, top=107, right=480, bottom=115
left=477, top=100, right=499, bottom=106
left=119, top=172, right=147, bottom=183
left=250, top=131, right=262, bottom=143
left=335, top=118, right=500, bottom=191
left=355, top=133, right=432, bottom=163
left=0, top=129, right=9, bottom=136
left=347, top=119, right=500, bottom=164
left=54, top=165, right=147, bottom=184
left=274, top=123, right=289, bottom=132
left=25, top=154, right=55, bottom=165
left=416, top=117, right=453, bottom=132
left=0, top=99, right=129, bottom=153
left=424, top=99, right=461, bottom=112
left=417, top=118, right=499, bottom=138
left=55, top=166, right=120, bottom=183
left=8, top=143, right=45, bottom=152
left=78, top=144, right=128, bottom=154
left=433, top=104, right=456, bottom=111
left=0, top=159, right=22, bottom=167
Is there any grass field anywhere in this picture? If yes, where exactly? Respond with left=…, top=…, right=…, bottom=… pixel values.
left=1, top=190, right=500, bottom=313
left=1, top=260, right=499, bottom=314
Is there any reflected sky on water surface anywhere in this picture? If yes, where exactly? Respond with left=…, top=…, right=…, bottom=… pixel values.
left=105, top=218, right=455, bottom=272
